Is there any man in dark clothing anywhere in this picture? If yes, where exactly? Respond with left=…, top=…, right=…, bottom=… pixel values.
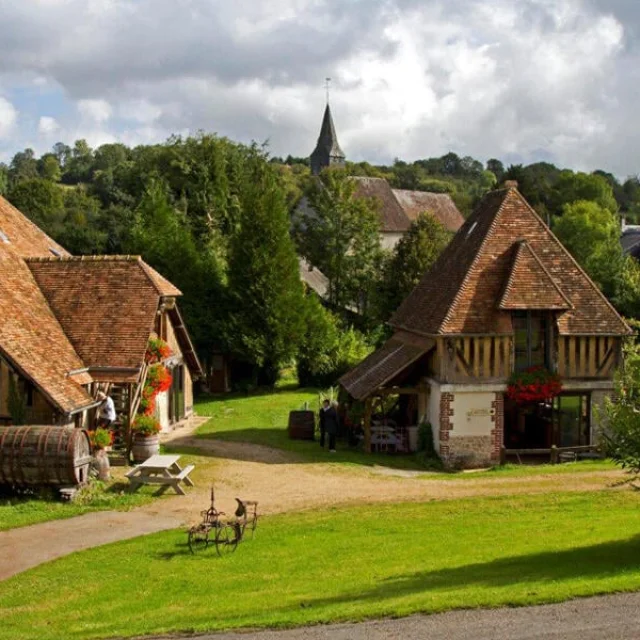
left=323, top=400, right=339, bottom=453
left=319, top=400, right=328, bottom=448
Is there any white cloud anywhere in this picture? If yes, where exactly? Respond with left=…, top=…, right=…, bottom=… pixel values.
left=0, top=97, right=17, bottom=138
left=77, top=99, right=112, bottom=123
left=38, top=115, right=59, bottom=135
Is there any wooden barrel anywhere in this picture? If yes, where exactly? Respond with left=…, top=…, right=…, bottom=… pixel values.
left=288, top=410, right=315, bottom=441
left=0, top=426, right=92, bottom=487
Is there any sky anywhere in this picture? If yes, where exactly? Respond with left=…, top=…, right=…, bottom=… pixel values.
left=0, top=0, right=639, bottom=176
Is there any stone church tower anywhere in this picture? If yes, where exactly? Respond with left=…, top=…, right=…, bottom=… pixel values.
left=310, top=103, right=346, bottom=175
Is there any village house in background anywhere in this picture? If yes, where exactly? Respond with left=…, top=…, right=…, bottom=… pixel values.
left=0, top=196, right=203, bottom=456
left=306, top=102, right=465, bottom=249
left=341, top=182, right=631, bottom=468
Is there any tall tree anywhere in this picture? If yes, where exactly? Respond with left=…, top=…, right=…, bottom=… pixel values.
left=294, top=169, right=383, bottom=317
left=377, top=213, right=452, bottom=320
left=7, top=178, right=65, bottom=237
left=227, top=157, right=306, bottom=385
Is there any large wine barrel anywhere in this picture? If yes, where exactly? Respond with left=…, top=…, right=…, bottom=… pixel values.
left=0, top=426, right=92, bottom=488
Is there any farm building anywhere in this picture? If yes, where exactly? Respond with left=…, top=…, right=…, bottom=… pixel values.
left=0, top=195, right=202, bottom=450
left=340, top=182, right=631, bottom=468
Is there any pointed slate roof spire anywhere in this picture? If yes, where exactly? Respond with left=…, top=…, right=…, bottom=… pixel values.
left=310, top=103, right=345, bottom=175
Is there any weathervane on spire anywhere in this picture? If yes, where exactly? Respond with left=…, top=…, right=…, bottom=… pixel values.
left=325, top=77, right=331, bottom=104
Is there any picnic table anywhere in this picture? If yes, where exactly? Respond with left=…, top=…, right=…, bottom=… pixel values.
left=125, top=455, right=195, bottom=495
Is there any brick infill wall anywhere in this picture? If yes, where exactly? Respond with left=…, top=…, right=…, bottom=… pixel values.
left=491, top=392, right=504, bottom=462
left=439, top=392, right=454, bottom=459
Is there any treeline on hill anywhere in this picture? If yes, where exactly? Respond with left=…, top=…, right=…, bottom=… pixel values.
left=2, top=141, right=640, bottom=387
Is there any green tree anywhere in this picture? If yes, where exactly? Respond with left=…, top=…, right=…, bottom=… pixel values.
left=38, top=154, right=62, bottom=182
left=553, top=200, right=624, bottom=300
left=63, top=139, right=94, bottom=184
left=551, top=171, right=618, bottom=215
left=59, top=187, right=107, bottom=254
left=0, top=164, right=8, bottom=195
left=601, top=339, right=640, bottom=480
left=377, top=213, right=452, bottom=320
left=227, top=158, right=307, bottom=385
left=294, top=169, right=383, bottom=317
left=7, top=178, right=65, bottom=237
left=9, top=149, right=39, bottom=185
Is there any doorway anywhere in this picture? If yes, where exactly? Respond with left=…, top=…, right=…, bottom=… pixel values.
left=169, top=365, right=185, bottom=424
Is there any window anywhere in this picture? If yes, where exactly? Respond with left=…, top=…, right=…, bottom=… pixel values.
left=513, top=311, right=549, bottom=372
left=553, top=394, right=590, bottom=447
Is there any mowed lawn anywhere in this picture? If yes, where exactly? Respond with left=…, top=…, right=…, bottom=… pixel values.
left=1, top=491, right=639, bottom=640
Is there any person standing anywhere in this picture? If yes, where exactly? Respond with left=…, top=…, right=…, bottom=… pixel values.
left=96, top=391, right=116, bottom=429
left=319, top=399, right=328, bottom=448
left=324, top=400, right=339, bottom=453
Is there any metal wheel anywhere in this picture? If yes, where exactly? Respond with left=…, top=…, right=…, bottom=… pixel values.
left=188, top=525, right=210, bottom=554
left=247, top=513, right=258, bottom=538
left=215, top=523, right=239, bottom=556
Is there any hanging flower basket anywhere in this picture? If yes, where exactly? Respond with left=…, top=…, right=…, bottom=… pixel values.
left=146, top=364, right=173, bottom=394
left=506, top=366, right=563, bottom=405
left=145, top=337, right=172, bottom=364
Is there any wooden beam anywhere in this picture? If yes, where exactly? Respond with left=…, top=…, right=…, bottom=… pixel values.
left=363, top=397, right=373, bottom=454
left=483, top=337, right=491, bottom=378
left=464, top=338, right=471, bottom=370
left=568, top=337, right=576, bottom=377
left=579, top=338, right=587, bottom=378
left=558, top=337, right=566, bottom=377
left=588, top=337, right=597, bottom=377
left=473, top=338, right=481, bottom=378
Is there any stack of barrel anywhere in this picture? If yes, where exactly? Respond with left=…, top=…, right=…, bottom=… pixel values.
left=0, top=426, right=92, bottom=488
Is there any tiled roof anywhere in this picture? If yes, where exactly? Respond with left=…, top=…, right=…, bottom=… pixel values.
left=27, top=256, right=164, bottom=371
left=391, top=186, right=631, bottom=336
left=339, top=338, right=430, bottom=400
left=499, top=240, right=572, bottom=311
left=0, top=247, right=94, bottom=415
left=392, top=189, right=464, bottom=233
left=0, top=195, right=69, bottom=258
left=353, top=177, right=411, bottom=233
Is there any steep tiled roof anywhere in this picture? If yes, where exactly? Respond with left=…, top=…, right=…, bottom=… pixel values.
left=339, top=338, right=430, bottom=400
left=392, top=189, right=464, bottom=233
left=499, top=240, right=572, bottom=311
left=27, top=256, right=165, bottom=371
left=391, top=186, right=631, bottom=336
left=353, top=177, right=410, bottom=233
left=0, top=248, right=94, bottom=415
left=0, top=195, right=69, bottom=258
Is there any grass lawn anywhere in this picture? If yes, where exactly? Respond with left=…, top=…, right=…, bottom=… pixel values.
left=1, top=491, right=639, bottom=640
left=0, top=477, right=153, bottom=532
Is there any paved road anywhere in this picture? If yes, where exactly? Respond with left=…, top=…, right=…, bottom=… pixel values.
left=150, top=592, right=640, bottom=640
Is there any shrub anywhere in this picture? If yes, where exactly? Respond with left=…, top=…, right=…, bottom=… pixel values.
left=90, top=428, right=113, bottom=450
left=131, top=415, right=161, bottom=436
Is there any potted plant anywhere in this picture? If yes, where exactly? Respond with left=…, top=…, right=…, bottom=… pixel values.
left=90, top=428, right=113, bottom=481
left=506, top=366, right=562, bottom=405
left=131, top=415, right=162, bottom=463
left=145, top=337, right=172, bottom=364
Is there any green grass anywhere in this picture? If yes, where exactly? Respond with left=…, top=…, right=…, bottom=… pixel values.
left=1, top=491, right=639, bottom=639
left=193, top=388, right=436, bottom=470
left=0, top=479, right=153, bottom=531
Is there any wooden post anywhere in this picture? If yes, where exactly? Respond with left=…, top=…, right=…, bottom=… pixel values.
left=579, top=338, right=587, bottom=377
left=363, top=397, right=373, bottom=454
left=500, top=446, right=506, bottom=466
left=558, top=337, right=566, bottom=377
left=473, top=338, right=481, bottom=378
left=551, top=445, right=558, bottom=464
left=588, top=337, right=597, bottom=377
left=483, top=337, right=491, bottom=378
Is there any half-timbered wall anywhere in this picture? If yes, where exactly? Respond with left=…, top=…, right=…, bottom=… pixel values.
left=557, top=336, right=620, bottom=379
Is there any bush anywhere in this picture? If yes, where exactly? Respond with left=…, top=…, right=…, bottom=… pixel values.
left=416, top=422, right=442, bottom=470
left=297, top=296, right=372, bottom=387
left=131, top=415, right=161, bottom=436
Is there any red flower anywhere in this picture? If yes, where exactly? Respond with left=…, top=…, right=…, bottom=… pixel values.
left=507, top=367, right=562, bottom=405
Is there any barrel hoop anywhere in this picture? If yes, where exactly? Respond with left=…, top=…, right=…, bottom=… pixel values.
left=55, top=428, right=66, bottom=485
left=42, top=427, right=54, bottom=487
left=66, top=430, right=76, bottom=485
left=36, top=428, right=48, bottom=485
left=0, top=427, right=10, bottom=485
left=17, top=426, right=32, bottom=487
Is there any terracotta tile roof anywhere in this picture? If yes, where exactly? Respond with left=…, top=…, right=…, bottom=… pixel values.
left=26, top=256, right=164, bottom=371
left=353, top=177, right=411, bottom=233
left=339, top=338, right=431, bottom=400
left=391, top=186, right=631, bottom=336
left=0, top=247, right=94, bottom=415
left=0, top=195, right=70, bottom=258
left=499, top=240, right=572, bottom=311
left=391, top=189, right=464, bottom=233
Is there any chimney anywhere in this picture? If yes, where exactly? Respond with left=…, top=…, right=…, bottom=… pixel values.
left=504, top=180, right=518, bottom=189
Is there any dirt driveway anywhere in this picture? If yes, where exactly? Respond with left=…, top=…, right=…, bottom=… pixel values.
left=152, top=423, right=624, bottom=525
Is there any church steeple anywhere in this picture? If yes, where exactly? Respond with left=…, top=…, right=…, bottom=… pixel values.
left=310, top=102, right=345, bottom=175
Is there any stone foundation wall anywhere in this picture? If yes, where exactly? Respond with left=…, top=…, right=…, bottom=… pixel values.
left=447, top=435, right=494, bottom=468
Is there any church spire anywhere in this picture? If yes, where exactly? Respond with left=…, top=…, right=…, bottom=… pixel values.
left=310, top=101, right=345, bottom=175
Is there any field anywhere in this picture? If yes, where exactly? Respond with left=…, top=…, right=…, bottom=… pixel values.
left=0, top=491, right=639, bottom=640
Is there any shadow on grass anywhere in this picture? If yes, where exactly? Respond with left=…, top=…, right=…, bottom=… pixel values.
left=300, top=534, right=640, bottom=610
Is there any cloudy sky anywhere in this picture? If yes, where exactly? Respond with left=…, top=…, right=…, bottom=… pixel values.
left=0, top=0, right=639, bottom=176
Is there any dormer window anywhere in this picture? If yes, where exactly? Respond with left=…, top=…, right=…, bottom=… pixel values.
left=0, top=230, right=9, bottom=244
left=513, top=311, right=549, bottom=372
left=49, top=247, right=62, bottom=257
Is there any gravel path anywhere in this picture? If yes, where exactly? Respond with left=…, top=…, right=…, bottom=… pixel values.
left=147, top=592, right=640, bottom=640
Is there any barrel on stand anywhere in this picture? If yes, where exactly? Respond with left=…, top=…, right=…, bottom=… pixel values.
left=288, top=410, right=316, bottom=440
left=0, top=426, right=92, bottom=488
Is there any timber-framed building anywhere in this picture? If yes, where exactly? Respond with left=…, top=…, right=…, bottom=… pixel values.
left=340, top=182, right=631, bottom=467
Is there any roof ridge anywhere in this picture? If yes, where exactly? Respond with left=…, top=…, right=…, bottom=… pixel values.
left=25, top=254, right=142, bottom=263
left=438, top=188, right=513, bottom=333
left=510, top=189, right=632, bottom=335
